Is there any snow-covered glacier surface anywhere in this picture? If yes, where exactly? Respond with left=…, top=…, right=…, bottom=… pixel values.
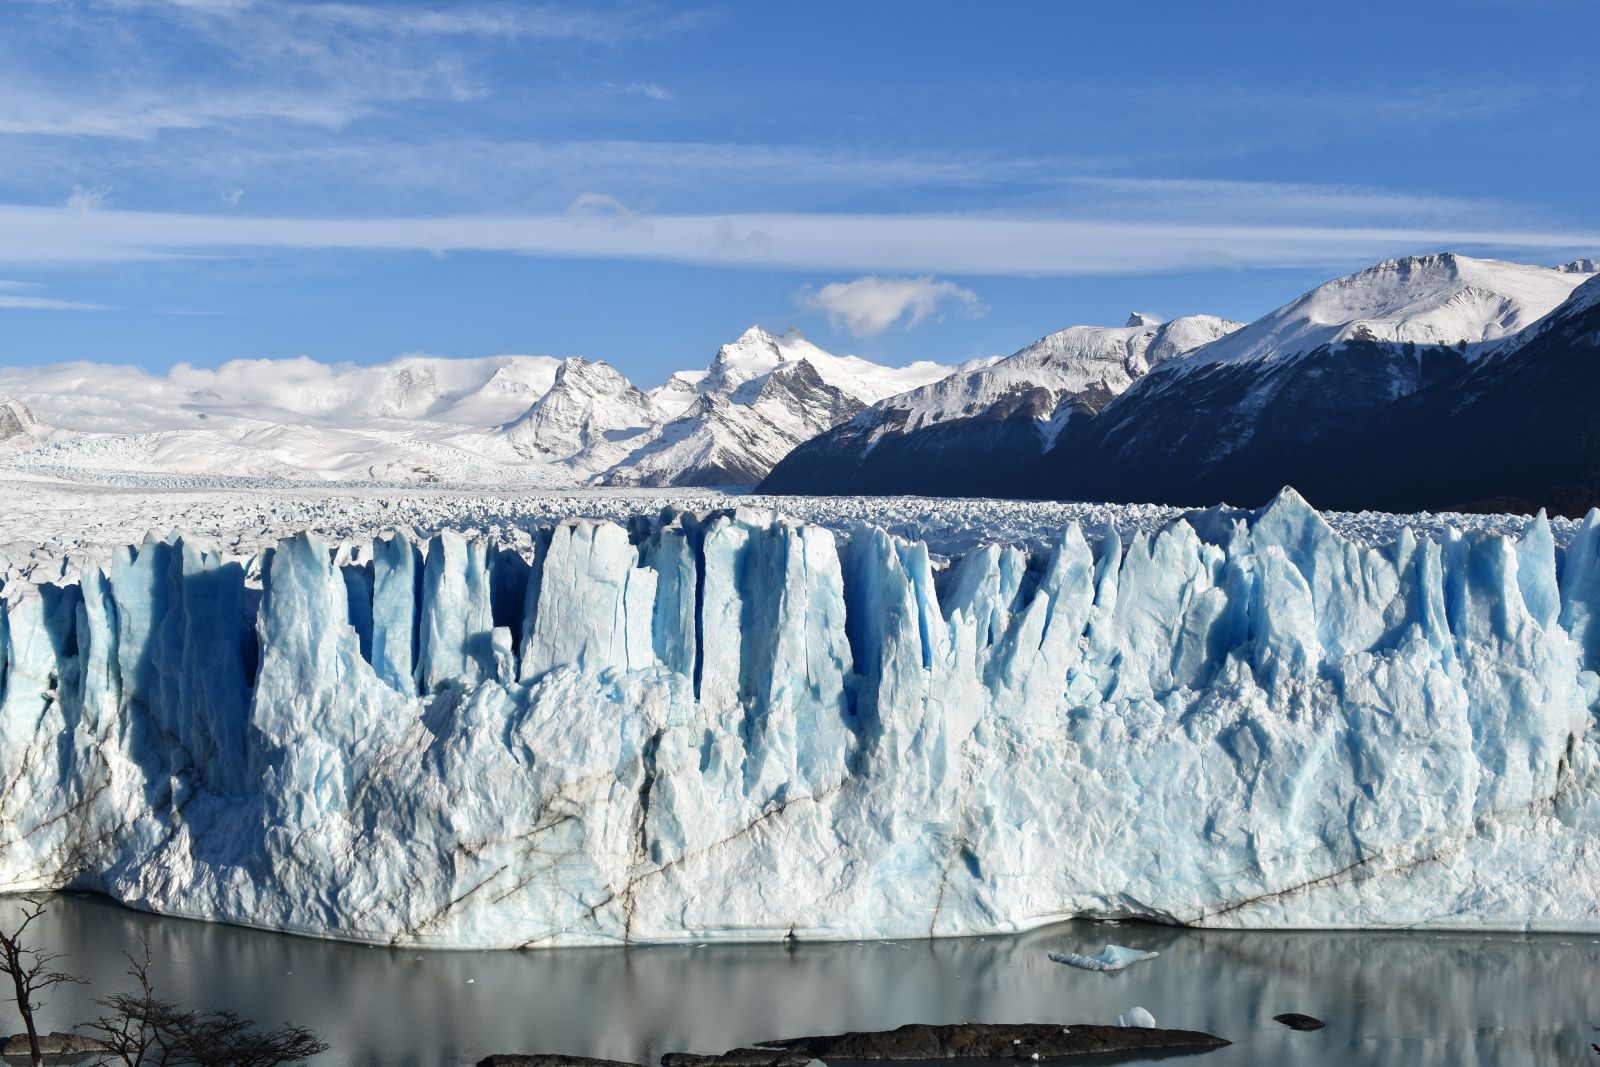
left=4, top=489, right=1600, bottom=947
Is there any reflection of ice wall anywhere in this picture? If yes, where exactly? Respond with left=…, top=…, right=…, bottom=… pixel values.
left=3, top=490, right=1600, bottom=947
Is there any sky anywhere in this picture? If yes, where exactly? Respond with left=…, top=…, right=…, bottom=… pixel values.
left=1, top=0, right=1597, bottom=385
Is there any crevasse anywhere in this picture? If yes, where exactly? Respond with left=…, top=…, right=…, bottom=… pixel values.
left=3, top=489, right=1600, bottom=948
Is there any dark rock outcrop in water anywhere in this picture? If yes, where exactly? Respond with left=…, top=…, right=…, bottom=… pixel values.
left=661, top=1051, right=811, bottom=1067
left=488, top=1023, right=1231, bottom=1067
left=1271, top=1013, right=1326, bottom=1031
left=745, top=1022, right=1226, bottom=1060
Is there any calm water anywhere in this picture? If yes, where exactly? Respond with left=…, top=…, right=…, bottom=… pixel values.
left=1, top=894, right=1593, bottom=1066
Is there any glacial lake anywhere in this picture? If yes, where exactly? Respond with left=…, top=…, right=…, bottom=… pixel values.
left=2, top=894, right=1592, bottom=1066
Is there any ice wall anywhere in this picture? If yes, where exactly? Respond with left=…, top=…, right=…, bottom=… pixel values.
left=3, top=490, right=1600, bottom=947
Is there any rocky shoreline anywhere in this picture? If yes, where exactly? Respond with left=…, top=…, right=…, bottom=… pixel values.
left=477, top=1021, right=1233, bottom=1067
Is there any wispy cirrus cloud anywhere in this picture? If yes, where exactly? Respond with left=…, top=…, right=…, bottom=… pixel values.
left=0, top=88, right=393, bottom=139
left=798, top=276, right=983, bottom=336
left=0, top=138, right=1058, bottom=212
left=5, top=133, right=1547, bottom=234
left=0, top=280, right=105, bottom=310
left=0, top=1, right=702, bottom=139
left=0, top=202, right=1594, bottom=276
left=1049, top=177, right=1518, bottom=228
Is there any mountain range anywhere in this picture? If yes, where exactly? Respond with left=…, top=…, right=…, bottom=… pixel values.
left=757, top=311, right=1244, bottom=496
left=502, top=326, right=952, bottom=487
left=0, top=327, right=950, bottom=487
left=4, top=252, right=1599, bottom=513
left=762, top=254, right=1600, bottom=515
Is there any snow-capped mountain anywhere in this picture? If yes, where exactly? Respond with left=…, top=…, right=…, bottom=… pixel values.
left=647, top=370, right=708, bottom=419
left=1158, top=253, right=1587, bottom=377
left=599, top=326, right=952, bottom=487
left=764, top=253, right=1600, bottom=504
left=0, top=394, right=45, bottom=450
left=0, top=353, right=568, bottom=485
left=502, top=356, right=656, bottom=469
left=1287, top=273, right=1600, bottom=514
left=872, top=313, right=1241, bottom=438
left=695, top=325, right=950, bottom=404
left=1047, top=253, right=1599, bottom=507
left=7, top=253, right=1597, bottom=504
left=608, top=357, right=870, bottom=487
left=0, top=328, right=950, bottom=489
left=760, top=313, right=1242, bottom=495
left=1, top=353, right=562, bottom=434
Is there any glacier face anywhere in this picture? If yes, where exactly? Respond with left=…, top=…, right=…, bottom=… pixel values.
left=3, top=490, right=1600, bottom=947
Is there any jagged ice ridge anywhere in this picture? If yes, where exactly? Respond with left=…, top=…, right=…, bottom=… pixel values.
left=3, top=490, right=1600, bottom=946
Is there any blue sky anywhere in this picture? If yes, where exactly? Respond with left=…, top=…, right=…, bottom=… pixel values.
left=1, top=0, right=1596, bottom=384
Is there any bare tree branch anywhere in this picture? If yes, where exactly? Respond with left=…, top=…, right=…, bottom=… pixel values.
left=81, top=935, right=328, bottom=1066
left=0, top=895, right=86, bottom=1067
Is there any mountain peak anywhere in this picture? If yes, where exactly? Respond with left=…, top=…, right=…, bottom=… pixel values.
left=552, top=354, right=598, bottom=378
left=1360, top=251, right=1466, bottom=281
left=1125, top=312, right=1163, bottom=328
left=1175, top=252, right=1594, bottom=372
left=504, top=357, right=653, bottom=462
left=1557, top=258, right=1599, bottom=274
left=731, top=325, right=779, bottom=346
left=703, top=327, right=791, bottom=394
left=0, top=394, right=45, bottom=449
left=547, top=355, right=641, bottom=395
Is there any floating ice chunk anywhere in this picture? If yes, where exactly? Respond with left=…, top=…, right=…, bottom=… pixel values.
left=1049, top=945, right=1160, bottom=972
left=1118, top=1007, right=1156, bottom=1029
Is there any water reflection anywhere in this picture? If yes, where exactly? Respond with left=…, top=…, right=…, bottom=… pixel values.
left=2, top=895, right=1592, bottom=1067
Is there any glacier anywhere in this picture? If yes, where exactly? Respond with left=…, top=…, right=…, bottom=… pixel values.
left=3, top=489, right=1600, bottom=947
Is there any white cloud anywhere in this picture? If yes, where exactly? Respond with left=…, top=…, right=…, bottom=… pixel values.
left=0, top=203, right=1594, bottom=277
left=798, top=276, right=982, bottom=336
left=565, top=192, right=646, bottom=230
left=620, top=82, right=673, bottom=101
left=65, top=185, right=110, bottom=213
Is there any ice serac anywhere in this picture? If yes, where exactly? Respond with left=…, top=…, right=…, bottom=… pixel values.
left=4, top=490, right=1600, bottom=945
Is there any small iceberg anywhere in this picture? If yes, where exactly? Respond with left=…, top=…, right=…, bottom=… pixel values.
left=1118, top=1007, right=1156, bottom=1029
left=1048, top=945, right=1160, bottom=973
